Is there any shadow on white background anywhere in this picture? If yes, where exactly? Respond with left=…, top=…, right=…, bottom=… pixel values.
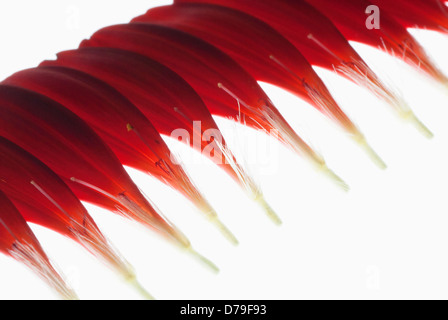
left=0, top=0, right=448, bottom=300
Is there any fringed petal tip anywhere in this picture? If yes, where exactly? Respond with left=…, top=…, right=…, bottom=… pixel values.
left=444, top=81, right=448, bottom=99
left=337, top=58, right=434, bottom=140
left=124, top=274, right=156, bottom=300
left=255, top=195, right=282, bottom=226
left=400, top=110, right=434, bottom=139
left=9, top=241, right=79, bottom=301
left=319, top=164, right=351, bottom=192
left=353, top=135, right=387, bottom=170
left=260, top=107, right=349, bottom=192
left=67, top=213, right=154, bottom=300
left=186, top=246, right=220, bottom=274
left=207, top=214, right=239, bottom=246
left=195, top=198, right=239, bottom=245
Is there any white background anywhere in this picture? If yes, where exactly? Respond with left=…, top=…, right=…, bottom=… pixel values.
left=0, top=0, right=448, bottom=300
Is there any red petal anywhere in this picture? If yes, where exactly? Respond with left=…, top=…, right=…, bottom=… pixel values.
left=370, top=0, right=448, bottom=33
left=172, top=0, right=422, bottom=130
left=0, top=85, right=188, bottom=246
left=132, top=3, right=360, bottom=136
left=4, top=66, right=218, bottom=223
left=79, top=23, right=323, bottom=167
left=306, top=0, right=448, bottom=84
left=0, top=189, right=77, bottom=300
